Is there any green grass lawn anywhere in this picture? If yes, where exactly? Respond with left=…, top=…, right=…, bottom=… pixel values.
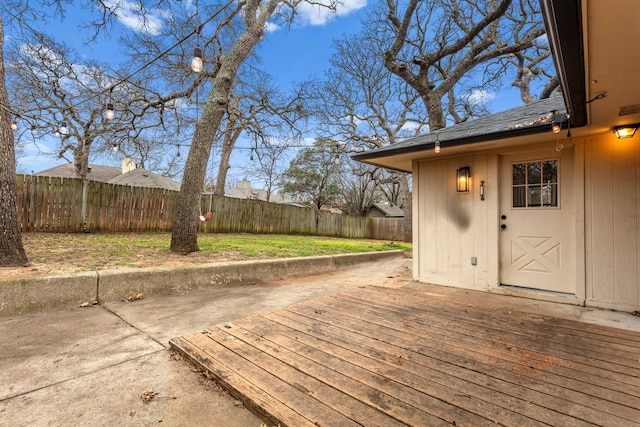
left=8, top=232, right=411, bottom=279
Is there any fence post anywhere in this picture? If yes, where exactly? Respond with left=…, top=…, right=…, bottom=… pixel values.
left=81, top=179, right=88, bottom=231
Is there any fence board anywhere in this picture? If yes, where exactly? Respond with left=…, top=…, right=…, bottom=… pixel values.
left=15, top=174, right=408, bottom=241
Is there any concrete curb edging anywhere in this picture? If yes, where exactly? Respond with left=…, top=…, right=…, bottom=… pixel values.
left=0, top=250, right=405, bottom=317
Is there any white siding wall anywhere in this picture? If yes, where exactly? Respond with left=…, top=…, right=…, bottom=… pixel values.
left=411, top=135, right=640, bottom=311
left=413, top=153, right=498, bottom=290
left=585, top=133, right=640, bottom=310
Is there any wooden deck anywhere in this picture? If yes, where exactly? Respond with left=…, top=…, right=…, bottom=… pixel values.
left=170, top=285, right=640, bottom=427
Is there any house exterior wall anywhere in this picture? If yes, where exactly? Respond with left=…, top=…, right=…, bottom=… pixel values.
left=584, top=133, right=640, bottom=311
left=412, top=152, right=499, bottom=291
left=411, top=135, right=640, bottom=311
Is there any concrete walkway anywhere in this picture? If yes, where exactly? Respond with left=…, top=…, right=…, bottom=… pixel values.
left=0, top=253, right=413, bottom=427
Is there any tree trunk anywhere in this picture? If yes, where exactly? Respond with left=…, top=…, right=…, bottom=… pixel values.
left=0, top=17, right=28, bottom=266
left=170, top=0, right=275, bottom=254
left=398, top=173, right=412, bottom=242
left=425, top=92, right=446, bottom=131
left=214, top=140, right=232, bottom=196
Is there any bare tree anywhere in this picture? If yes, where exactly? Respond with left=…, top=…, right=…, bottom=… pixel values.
left=338, top=159, right=381, bottom=217
left=211, top=69, right=307, bottom=197
left=169, top=0, right=335, bottom=254
left=379, top=0, right=553, bottom=131
left=7, top=34, right=182, bottom=178
left=0, top=16, right=28, bottom=266
left=309, top=32, right=427, bottom=239
left=242, top=137, right=291, bottom=202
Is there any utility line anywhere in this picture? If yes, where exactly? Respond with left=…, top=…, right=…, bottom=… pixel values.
left=2, top=0, right=232, bottom=127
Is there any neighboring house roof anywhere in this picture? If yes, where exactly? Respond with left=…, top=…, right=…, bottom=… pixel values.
left=280, top=201, right=311, bottom=208
left=34, top=163, right=181, bottom=191
left=368, top=202, right=404, bottom=217
left=353, top=96, right=566, bottom=171
left=34, top=163, right=122, bottom=182
left=107, top=168, right=181, bottom=191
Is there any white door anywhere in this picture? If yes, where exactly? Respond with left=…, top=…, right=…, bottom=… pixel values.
left=499, top=152, right=575, bottom=293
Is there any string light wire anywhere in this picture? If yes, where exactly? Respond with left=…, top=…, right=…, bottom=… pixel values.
left=1, top=0, right=233, bottom=128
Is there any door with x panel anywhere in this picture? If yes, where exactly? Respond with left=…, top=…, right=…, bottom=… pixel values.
left=499, top=151, right=575, bottom=293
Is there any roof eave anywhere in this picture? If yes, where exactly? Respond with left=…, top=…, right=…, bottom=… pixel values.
left=352, top=121, right=555, bottom=163
left=540, top=0, right=587, bottom=127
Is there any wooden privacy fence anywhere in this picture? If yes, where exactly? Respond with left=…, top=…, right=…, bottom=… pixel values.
left=15, top=174, right=408, bottom=241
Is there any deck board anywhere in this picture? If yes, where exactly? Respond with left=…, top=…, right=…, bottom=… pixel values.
left=170, top=285, right=640, bottom=427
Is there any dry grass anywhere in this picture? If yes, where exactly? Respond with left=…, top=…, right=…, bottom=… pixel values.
left=1, top=232, right=411, bottom=281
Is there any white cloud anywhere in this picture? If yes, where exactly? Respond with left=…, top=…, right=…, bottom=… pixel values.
left=264, top=21, right=281, bottom=33
left=296, top=0, right=366, bottom=26
left=104, top=0, right=165, bottom=35
left=466, top=89, right=496, bottom=105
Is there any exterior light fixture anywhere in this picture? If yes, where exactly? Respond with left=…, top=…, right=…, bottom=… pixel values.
left=456, top=166, right=471, bottom=192
left=60, top=121, right=68, bottom=135
left=613, top=123, right=640, bottom=139
left=106, top=103, right=115, bottom=120
left=434, top=140, right=441, bottom=154
left=191, top=46, right=203, bottom=72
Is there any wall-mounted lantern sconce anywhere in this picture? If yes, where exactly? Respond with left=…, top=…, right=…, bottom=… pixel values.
left=456, top=166, right=470, bottom=192
left=613, top=123, right=640, bottom=139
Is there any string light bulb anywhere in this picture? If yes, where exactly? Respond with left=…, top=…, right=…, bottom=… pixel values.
left=106, top=103, right=115, bottom=120
left=11, top=121, right=17, bottom=131
left=60, top=121, right=68, bottom=135
left=112, top=143, right=119, bottom=152
left=434, top=140, right=441, bottom=154
left=191, top=46, right=203, bottom=72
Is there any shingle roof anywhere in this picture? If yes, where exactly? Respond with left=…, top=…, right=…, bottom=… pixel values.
left=35, top=163, right=181, bottom=191
left=369, top=202, right=405, bottom=217
left=107, top=168, right=181, bottom=191
left=353, top=96, right=567, bottom=161
left=34, top=163, right=122, bottom=182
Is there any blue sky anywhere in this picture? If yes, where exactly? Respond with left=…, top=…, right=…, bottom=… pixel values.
left=11, top=0, right=529, bottom=185
left=12, top=0, right=369, bottom=178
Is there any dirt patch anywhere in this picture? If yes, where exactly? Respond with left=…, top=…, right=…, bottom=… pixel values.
left=0, top=233, right=268, bottom=281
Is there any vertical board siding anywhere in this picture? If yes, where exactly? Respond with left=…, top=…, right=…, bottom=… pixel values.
left=15, top=175, right=407, bottom=241
left=415, top=154, right=492, bottom=289
left=585, top=134, right=640, bottom=307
